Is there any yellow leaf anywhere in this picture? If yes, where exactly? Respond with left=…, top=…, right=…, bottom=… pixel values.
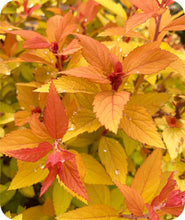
left=22, top=205, right=49, bottom=220
left=128, top=92, right=171, bottom=115
left=131, top=149, right=162, bottom=203
left=0, top=113, right=14, bottom=125
left=120, top=104, right=165, bottom=148
left=115, top=182, right=145, bottom=217
left=35, top=76, right=100, bottom=94
left=86, top=184, right=110, bottom=205
left=98, top=137, right=128, bottom=184
left=19, top=186, right=35, bottom=198
left=93, top=91, right=130, bottom=133
left=110, top=188, right=125, bottom=210
left=0, top=129, right=44, bottom=153
left=57, top=204, right=118, bottom=220
left=9, top=158, right=48, bottom=190
left=94, top=0, right=127, bottom=20
left=162, top=126, right=185, bottom=160
left=174, top=159, right=185, bottom=191
left=53, top=181, right=72, bottom=216
left=63, top=109, right=101, bottom=142
left=81, top=153, right=112, bottom=185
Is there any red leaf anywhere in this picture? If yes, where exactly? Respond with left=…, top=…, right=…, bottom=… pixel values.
left=145, top=204, right=159, bottom=220
left=23, top=37, right=50, bottom=49
left=44, top=81, right=68, bottom=139
left=5, top=142, right=53, bottom=162
left=62, top=157, right=89, bottom=201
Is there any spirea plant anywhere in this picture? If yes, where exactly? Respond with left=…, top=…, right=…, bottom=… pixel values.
left=0, top=0, right=185, bottom=219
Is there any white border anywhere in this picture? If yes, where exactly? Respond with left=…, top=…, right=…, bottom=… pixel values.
left=0, top=0, right=185, bottom=219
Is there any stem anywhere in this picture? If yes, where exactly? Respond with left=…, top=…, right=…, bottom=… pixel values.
left=153, top=14, right=162, bottom=41
left=133, top=75, right=144, bottom=94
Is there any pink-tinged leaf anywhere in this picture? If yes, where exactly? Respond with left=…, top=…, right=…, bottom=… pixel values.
left=74, top=34, right=113, bottom=73
left=161, top=206, right=185, bottom=217
left=162, top=15, right=185, bottom=31
left=145, top=204, right=159, bottom=220
left=122, top=42, right=180, bottom=76
left=5, top=142, right=53, bottom=162
left=44, top=81, right=68, bottom=139
left=40, top=167, right=58, bottom=197
left=62, top=157, right=90, bottom=201
left=46, top=12, right=76, bottom=43
left=129, top=0, right=159, bottom=13
left=152, top=173, right=176, bottom=207
left=115, top=181, right=145, bottom=216
left=60, top=66, right=110, bottom=84
left=60, top=39, right=81, bottom=56
left=23, top=37, right=50, bottom=49
left=125, top=12, right=155, bottom=32
left=10, top=30, right=46, bottom=41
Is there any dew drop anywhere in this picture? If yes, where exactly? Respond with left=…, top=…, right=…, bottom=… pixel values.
left=128, top=117, right=132, bottom=121
left=34, top=168, right=37, bottom=172
left=46, top=72, right=50, bottom=75
left=136, top=71, right=140, bottom=74
left=61, top=159, right=65, bottom=163
left=84, top=18, right=88, bottom=22
left=115, top=169, right=119, bottom=175
left=76, top=28, right=79, bottom=32
left=40, top=165, right=45, bottom=169
left=125, top=54, right=128, bottom=57
left=103, top=149, right=107, bottom=152
left=44, top=51, right=48, bottom=54
left=120, top=48, right=122, bottom=52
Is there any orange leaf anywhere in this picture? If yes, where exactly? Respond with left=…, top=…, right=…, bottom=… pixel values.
left=162, top=15, right=185, bottom=31
left=10, top=29, right=46, bottom=41
left=122, top=42, right=179, bottom=75
left=62, top=157, right=89, bottom=201
left=115, top=181, right=145, bottom=216
left=44, top=81, right=68, bottom=139
left=74, top=34, right=112, bottom=73
left=131, top=149, right=162, bottom=203
left=93, top=91, right=130, bottom=133
left=14, top=110, right=32, bottom=126
left=23, top=37, right=50, bottom=49
left=61, top=66, right=109, bottom=84
left=145, top=204, right=159, bottom=220
left=129, top=0, right=159, bottom=13
left=5, top=142, right=53, bottom=162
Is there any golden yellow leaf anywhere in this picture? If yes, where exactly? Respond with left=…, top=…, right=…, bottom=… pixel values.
left=120, top=104, right=165, bottom=148
left=115, top=182, right=145, bottom=217
left=9, top=158, right=48, bottom=190
left=35, top=76, right=100, bottom=94
left=86, top=184, right=111, bottom=205
left=57, top=204, right=118, bottom=220
left=110, top=188, right=125, bottom=210
left=174, top=159, right=185, bottom=191
left=128, top=92, right=171, bottom=115
left=94, top=0, right=127, bottom=19
left=93, top=91, right=130, bottom=133
left=0, top=129, right=44, bottom=153
left=162, top=126, right=185, bottom=160
left=98, top=137, right=128, bottom=184
left=52, top=181, right=72, bottom=216
left=131, top=149, right=162, bottom=203
left=22, top=205, right=49, bottom=220
left=81, top=153, right=112, bottom=185
left=63, top=109, right=101, bottom=142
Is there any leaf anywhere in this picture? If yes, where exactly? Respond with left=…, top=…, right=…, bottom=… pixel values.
left=0, top=113, right=14, bottom=125
left=44, top=81, right=68, bottom=139
left=93, top=91, right=130, bottom=133
left=131, top=149, right=162, bottom=203
left=57, top=204, right=118, bottom=220
left=115, top=182, right=145, bottom=216
left=120, top=104, right=165, bottom=148
left=128, top=92, right=171, bottom=115
left=36, top=76, right=100, bottom=94
left=122, top=42, right=181, bottom=76
left=10, top=29, right=46, bottom=41
left=22, top=205, right=49, bottom=220
left=86, top=184, right=110, bottom=205
left=23, top=37, right=50, bottom=49
left=61, top=157, right=89, bottom=202
left=9, top=158, right=48, bottom=190
left=162, top=126, right=185, bottom=160
left=63, top=109, right=101, bottom=142
left=81, top=153, right=112, bottom=185
left=99, top=137, right=128, bottom=184
left=74, top=34, right=112, bottom=73
left=53, top=181, right=73, bottom=216
left=5, top=142, right=53, bottom=162
left=128, top=0, right=159, bottom=13
left=162, top=15, right=185, bottom=31
left=61, top=66, right=109, bottom=84
left=94, top=0, right=127, bottom=19
left=145, top=204, right=159, bottom=220
left=0, top=129, right=44, bottom=153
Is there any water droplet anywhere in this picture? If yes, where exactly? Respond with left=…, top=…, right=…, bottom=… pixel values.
left=120, top=48, right=122, bottom=52
left=40, top=165, right=45, bottom=169
left=125, top=54, right=128, bottom=57
left=125, top=83, right=128, bottom=86
left=103, top=149, right=107, bottom=152
left=44, top=51, right=48, bottom=54
left=84, top=18, right=88, bottom=22
left=115, top=169, right=119, bottom=175
left=34, top=168, right=37, bottom=172
left=46, top=72, right=50, bottom=75
left=61, top=159, right=65, bottom=163
left=123, top=113, right=127, bottom=116
left=76, top=28, right=79, bottom=32
left=29, top=3, right=34, bottom=7
left=128, top=117, right=132, bottom=121
left=136, top=71, right=140, bottom=74
left=5, top=72, right=10, bottom=76
left=21, top=106, right=25, bottom=110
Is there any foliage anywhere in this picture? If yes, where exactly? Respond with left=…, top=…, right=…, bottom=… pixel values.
left=0, top=0, right=185, bottom=219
